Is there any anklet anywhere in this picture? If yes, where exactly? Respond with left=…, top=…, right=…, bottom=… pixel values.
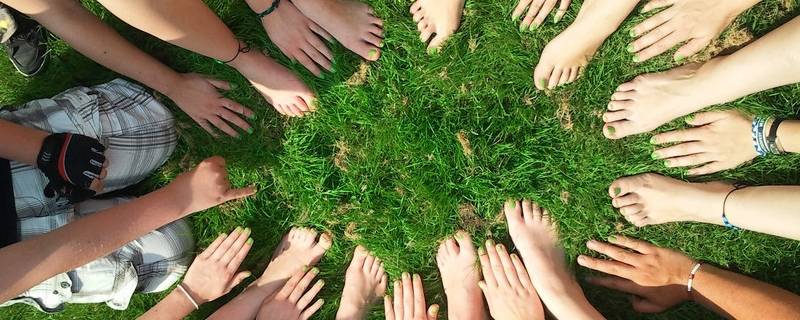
left=257, top=0, right=281, bottom=19
left=722, top=186, right=745, bottom=229
left=767, top=118, right=786, bottom=154
left=216, top=41, right=251, bottom=65
left=687, top=262, right=702, bottom=299
left=751, top=116, right=769, bottom=157
left=177, top=283, right=200, bottom=310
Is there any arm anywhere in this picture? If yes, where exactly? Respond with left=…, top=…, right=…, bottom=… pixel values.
left=208, top=283, right=275, bottom=319
left=0, top=157, right=255, bottom=304
left=0, top=119, right=47, bottom=166
left=139, top=290, right=197, bottom=320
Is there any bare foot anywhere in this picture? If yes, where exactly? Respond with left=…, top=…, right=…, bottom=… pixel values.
left=533, top=0, right=634, bottom=90
left=259, top=0, right=333, bottom=76
left=602, top=59, right=723, bottom=139
left=231, top=50, right=317, bottom=117
left=255, top=227, right=332, bottom=295
left=293, top=0, right=384, bottom=61
left=512, top=0, right=570, bottom=31
left=478, top=240, right=544, bottom=320
left=504, top=199, right=604, bottom=320
left=336, top=246, right=388, bottom=320
left=436, top=230, right=487, bottom=320
left=609, top=173, right=734, bottom=227
left=410, top=0, right=464, bottom=52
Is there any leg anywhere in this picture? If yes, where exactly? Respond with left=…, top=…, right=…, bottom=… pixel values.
left=504, top=200, right=604, bottom=319
left=335, top=246, right=388, bottom=320
left=604, top=15, right=800, bottom=139
left=409, top=0, right=465, bottom=52
left=3, top=79, right=176, bottom=221
left=534, top=0, right=638, bottom=90
left=97, top=0, right=316, bottom=117
left=436, top=231, right=487, bottom=320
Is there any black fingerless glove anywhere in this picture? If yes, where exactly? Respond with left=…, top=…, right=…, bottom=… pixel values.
left=36, top=133, right=106, bottom=203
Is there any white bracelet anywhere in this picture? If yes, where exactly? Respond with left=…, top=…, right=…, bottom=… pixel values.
left=687, top=262, right=703, bottom=294
left=177, top=283, right=200, bottom=310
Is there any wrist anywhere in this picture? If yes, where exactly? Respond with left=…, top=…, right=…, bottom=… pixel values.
left=157, top=72, right=186, bottom=101
left=670, top=259, right=699, bottom=286
left=30, top=130, right=49, bottom=167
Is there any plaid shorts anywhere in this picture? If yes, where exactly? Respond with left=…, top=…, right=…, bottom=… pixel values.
left=0, top=79, right=194, bottom=312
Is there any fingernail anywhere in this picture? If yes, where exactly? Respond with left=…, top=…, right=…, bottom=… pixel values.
left=614, top=187, right=621, bottom=196
left=606, top=126, right=616, bottom=135
left=319, top=279, right=325, bottom=286
left=244, top=271, right=252, bottom=278
left=512, top=14, right=519, bottom=21
left=234, top=226, right=242, bottom=233
left=586, top=240, right=596, bottom=248
left=487, top=239, right=495, bottom=246
left=577, top=255, right=587, bottom=264
left=311, top=267, right=319, bottom=274
left=675, top=54, right=685, bottom=62
left=302, top=265, right=310, bottom=272
left=230, top=83, right=238, bottom=90
left=219, top=233, right=227, bottom=238
left=248, top=113, right=256, bottom=120
left=649, top=136, right=657, bottom=144
left=650, top=152, right=658, bottom=159
left=478, top=247, right=486, bottom=255
left=632, top=55, right=639, bottom=63
left=243, top=227, right=251, bottom=234
left=519, top=24, right=526, bottom=32
left=247, top=127, right=254, bottom=134
left=629, top=29, right=636, bottom=37
left=402, top=272, right=410, bottom=279
left=431, top=305, right=440, bottom=313
left=413, top=274, right=421, bottom=281
left=496, top=243, right=504, bottom=251
left=529, top=23, right=537, bottom=31
left=626, top=44, right=634, bottom=53
left=246, top=238, right=254, bottom=245
left=554, top=15, right=561, bottom=23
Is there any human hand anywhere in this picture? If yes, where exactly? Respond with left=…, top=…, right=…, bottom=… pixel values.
left=166, top=156, right=257, bottom=215
left=181, top=228, right=254, bottom=304
left=512, top=0, right=570, bottom=30
left=165, top=73, right=254, bottom=138
left=261, top=1, right=333, bottom=77
left=384, top=273, right=439, bottom=320
left=37, top=133, right=108, bottom=202
left=650, top=110, right=756, bottom=175
left=629, top=0, right=755, bottom=62
left=478, top=241, right=544, bottom=320
left=577, top=236, right=696, bottom=288
left=586, top=276, right=687, bottom=313
left=256, top=268, right=325, bottom=320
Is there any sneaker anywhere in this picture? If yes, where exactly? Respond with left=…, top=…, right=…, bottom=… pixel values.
left=2, top=9, right=47, bottom=77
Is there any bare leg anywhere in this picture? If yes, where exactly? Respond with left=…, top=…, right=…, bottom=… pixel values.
left=335, top=246, right=387, bottom=320
left=292, top=0, right=384, bottom=61
left=97, top=0, right=316, bottom=117
left=603, top=16, right=800, bottom=139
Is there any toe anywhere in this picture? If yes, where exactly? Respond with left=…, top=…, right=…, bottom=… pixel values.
left=603, top=120, right=636, bottom=140
left=619, top=204, right=644, bottom=217
left=503, top=199, right=523, bottom=223
left=352, top=245, right=369, bottom=267
left=445, top=238, right=459, bottom=254
left=315, top=232, right=333, bottom=253
left=606, top=100, right=633, bottom=112
left=616, top=81, right=637, bottom=92
left=609, top=175, right=645, bottom=198
left=410, top=0, right=422, bottom=13
left=437, top=241, right=449, bottom=263
left=533, top=62, right=554, bottom=91
left=413, top=10, right=425, bottom=23
left=547, top=68, right=563, bottom=89
left=363, top=253, right=376, bottom=273
left=612, top=193, right=640, bottom=208
left=371, top=257, right=382, bottom=276
left=454, top=230, right=475, bottom=252
left=603, top=109, right=631, bottom=123
left=610, top=90, right=636, bottom=101
left=521, top=199, right=535, bottom=221
left=558, top=69, right=571, bottom=86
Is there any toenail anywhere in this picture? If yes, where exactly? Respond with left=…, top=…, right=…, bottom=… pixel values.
left=512, top=14, right=520, bottom=21
left=368, top=49, right=379, bottom=59
left=608, top=236, right=617, bottom=242
left=529, top=24, right=537, bottom=31
left=632, top=56, right=640, bottom=63
left=378, top=41, right=384, bottom=48
left=606, top=126, right=616, bottom=135
left=248, top=113, right=256, bottom=120
left=519, top=24, right=526, bottom=32
left=626, top=44, right=634, bottom=53
left=614, top=187, right=621, bottom=196
left=675, top=54, right=684, bottom=62
left=663, top=160, right=670, bottom=167
left=628, top=29, right=636, bottom=37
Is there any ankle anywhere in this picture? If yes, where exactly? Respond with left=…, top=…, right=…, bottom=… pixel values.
left=335, top=299, right=367, bottom=320
left=227, top=48, right=263, bottom=72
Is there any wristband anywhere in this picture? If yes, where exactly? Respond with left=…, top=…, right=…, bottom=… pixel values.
left=256, top=0, right=281, bottom=19
left=687, top=262, right=702, bottom=298
left=36, top=133, right=105, bottom=203
left=721, top=186, right=745, bottom=229
left=751, top=116, right=768, bottom=157
left=177, top=283, right=200, bottom=310
left=767, top=118, right=786, bottom=154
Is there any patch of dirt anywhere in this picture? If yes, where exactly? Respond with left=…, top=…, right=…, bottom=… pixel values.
left=335, top=202, right=357, bottom=215
left=468, top=38, right=478, bottom=53
left=334, top=140, right=350, bottom=172
left=346, top=62, right=370, bottom=86
left=458, top=203, right=484, bottom=231
left=523, top=95, right=534, bottom=106
left=456, top=130, right=473, bottom=157
left=783, top=0, right=795, bottom=10
left=344, top=222, right=361, bottom=241
left=560, top=191, right=571, bottom=204
left=555, top=94, right=574, bottom=130
left=690, top=25, right=754, bottom=63
left=439, top=67, right=449, bottom=80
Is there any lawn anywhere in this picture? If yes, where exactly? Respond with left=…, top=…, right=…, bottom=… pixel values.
left=2, top=0, right=800, bottom=319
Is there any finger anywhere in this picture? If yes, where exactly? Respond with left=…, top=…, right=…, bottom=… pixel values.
left=412, top=274, right=426, bottom=318
left=586, top=240, right=641, bottom=266
left=485, top=240, right=511, bottom=288
left=495, top=243, right=523, bottom=291
left=295, top=50, right=322, bottom=77
left=512, top=0, right=533, bottom=21
left=290, top=268, right=319, bottom=303
left=608, top=235, right=654, bottom=254
left=402, top=273, right=414, bottom=318
left=554, top=0, right=569, bottom=23
left=226, top=236, right=253, bottom=272
left=300, top=299, right=324, bottom=320
left=204, top=77, right=232, bottom=91
left=532, top=0, right=557, bottom=27
left=687, top=162, right=726, bottom=176
left=635, top=31, right=683, bottom=62
left=222, top=98, right=255, bottom=118
left=211, top=228, right=244, bottom=261
left=90, top=179, right=104, bottom=193
left=278, top=269, right=306, bottom=298
left=196, top=118, right=219, bottom=138
left=642, top=0, right=676, bottom=13
left=393, top=280, right=403, bottom=320
left=674, top=37, right=711, bottom=61
left=586, top=275, right=646, bottom=295
left=226, top=271, right=252, bottom=291
left=632, top=8, right=673, bottom=38
left=297, top=279, right=325, bottom=310
left=510, top=253, right=534, bottom=291
left=427, top=304, right=440, bottom=320
left=385, top=295, right=396, bottom=320
left=521, top=0, right=544, bottom=30
left=576, top=255, right=634, bottom=279
left=198, top=233, right=227, bottom=259
left=651, top=127, right=705, bottom=144
left=220, top=227, right=251, bottom=264
left=653, top=142, right=706, bottom=160
left=223, top=185, right=258, bottom=202
left=547, top=68, right=563, bottom=90
left=664, top=153, right=713, bottom=168
left=686, top=111, right=730, bottom=126
left=207, top=116, right=239, bottom=137
left=478, top=245, right=496, bottom=286
left=216, top=107, right=252, bottom=133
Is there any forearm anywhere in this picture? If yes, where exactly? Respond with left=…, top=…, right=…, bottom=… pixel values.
left=208, top=285, right=273, bottom=320
left=4, top=0, right=182, bottom=96
left=719, top=186, right=800, bottom=240
left=138, top=289, right=196, bottom=320
left=0, top=186, right=188, bottom=303
left=692, top=265, right=800, bottom=319
left=0, top=119, right=48, bottom=166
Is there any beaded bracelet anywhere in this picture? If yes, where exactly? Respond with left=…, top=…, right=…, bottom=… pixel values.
left=257, top=0, right=281, bottom=19
left=687, top=262, right=703, bottom=298
left=751, top=116, right=769, bottom=157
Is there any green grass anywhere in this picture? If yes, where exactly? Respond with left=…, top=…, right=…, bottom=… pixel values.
left=2, top=0, right=800, bottom=319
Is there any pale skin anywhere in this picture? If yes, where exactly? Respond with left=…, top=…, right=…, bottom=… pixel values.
left=512, top=0, right=570, bottom=31
left=436, top=231, right=487, bottom=320
left=291, top=0, right=384, bottom=61
left=503, top=199, right=604, bottom=320
left=384, top=273, right=440, bottom=320
left=335, top=246, right=388, bottom=320
left=0, top=156, right=256, bottom=304
left=208, top=227, right=332, bottom=319
left=604, top=15, right=800, bottom=139
left=609, top=173, right=800, bottom=241
left=578, top=236, right=800, bottom=319
left=650, top=110, right=800, bottom=175
left=410, top=0, right=465, bottom=52
left=477, top=240, right=544, bottom=320
left=256, top=268, right=326, bottom=320
left=139, top=229, right=253, bottom=320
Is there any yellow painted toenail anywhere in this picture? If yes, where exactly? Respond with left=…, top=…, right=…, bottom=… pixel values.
left=607, top=126, right=616, bottom=135
left=649, top=136, right=657, bottom=144
left=519, top=24, right=526, bottom=32
left=478, top=247, right=486, bottom=255
left=614, top=187, right=621, bottom=196
left=311, top=267, right=319, bottom=274
left=368, top=49, right=378, bottom=60
left=608, top=236, right=617, bottom=242
left=234, top=226, right=242, bottom=233
left=529, top=23, right=537, bottom=31
left=512, top=14, right=520, bottom=21
left=632, top=56, right=640, bottom=63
